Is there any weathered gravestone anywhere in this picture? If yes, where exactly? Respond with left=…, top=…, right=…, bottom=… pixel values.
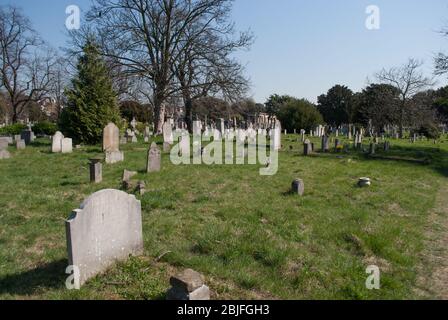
left=0, top=140, right=10, bottom=159
left=16, top=140, right=26, bottom=150
left=21, top=128, right=34, bottom=144
left=89, top=158, right=103, bottom=184
left=52, top=131, right=64, bottom=153
left=163, top=122, right=174, bottom=145
left=303, top=139, right=312, bottom=156
left=292, top=179, right=305, bottom=196
left=146, top=142, right=161, bottom=173
left=103, top=123, right=124, bottom=164
left=61, top=138, right=73, bottom=154
left=65, top=189, right=143, bottom=288
left=0, top=138, right=9, bottom=150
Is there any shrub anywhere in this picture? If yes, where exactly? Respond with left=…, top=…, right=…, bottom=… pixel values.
left=277, top=99, right=324, bottom=132
left=418, top=123, right=440, bottom=139
left=32, top=121, right=58, bottom=136
left=0, top=123, right=27, bottom=136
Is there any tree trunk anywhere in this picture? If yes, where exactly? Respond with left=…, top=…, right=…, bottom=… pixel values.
left=153, top=89, right=166, bottom=135
left=183, top=93, right=193, bottom=134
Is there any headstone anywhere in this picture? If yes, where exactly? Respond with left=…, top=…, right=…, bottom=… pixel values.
left=16, top=140, right=26, bottom=150
left=103, top=123, right=120, bottom=152
left=65, top=189, right=143, bottom=288
left=103, top=123, right=124, bottom=164
left=146, top=142, right=161, bottom=173
left=89, top=159, right=103, bottom=183
left=20, top=129, right=33, bottom=144
left=163, top=122, right=174, bottom=145
left=52, top=131, right=64, bottom=153
left=303, top=139, right=312, bottom=156
left=167, top=269, right=210, bottom=301
left=369, top=143, right=376, bottom=155
left=0, top=138, right=9, bottom=150
left=0, top=149, right=10, bottom=159
left=292, top=179, right=305, bottom=196
left=321, top=135, right=329, bottom=152
left=61, top=138, right=73, bottom=154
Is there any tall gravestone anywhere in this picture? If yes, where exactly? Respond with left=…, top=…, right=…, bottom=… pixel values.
left=163, top=122, right=174, bottom=145
left=52, top=131, right=64, bottom=153
left=103, top=123, right=124, bottom=164
left=66, top=189, right=143, bottom=288
left=0, top=139, right=10, bottom=159
left=146, top=142, right=161, bottom=173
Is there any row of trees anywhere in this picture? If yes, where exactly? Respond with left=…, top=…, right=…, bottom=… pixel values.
left=264, top=58, right=447, bottom=137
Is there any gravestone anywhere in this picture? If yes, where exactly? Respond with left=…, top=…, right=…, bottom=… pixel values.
left=65, top=189, right=143, bottom=288
left=292, top=179, right=305, bottom=196
left=0, top=150, right=10, bottom=159
left=103, top=123, right=124, bottom=164
left=103, top=123, right=120, bottom=152
left=163, top=142, right=171, bottom=153
left=146, top=142, right=161, bottom=173
left=303, top=139, right=312, bottom=156
left=16, top=140, right=26, bottom=150
left=163, top=122, right=174, bottom=145
left=321, top=135, right=329, bottom=152
left=52, top=131, right=64, bottom=153
left=369, top=143, right=376, bottom=155
left=61, top=138, right=73, bottom=153
left=0, top=138, right=8, bottom=150
left=89, top=158, right=103, bottom=183
left=20, top=129, right=33, bottom=144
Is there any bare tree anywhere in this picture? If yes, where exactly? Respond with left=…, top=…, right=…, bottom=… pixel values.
left=376, top=58, right=434, bottom=137
left=0, top=6, right=57, bottom=123
left=78, top=0, right=250, bottom=134
left=173, top=14, right=253, bottom=131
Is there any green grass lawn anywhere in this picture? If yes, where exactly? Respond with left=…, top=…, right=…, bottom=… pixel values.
left=0, top=134, right=447, bottom=300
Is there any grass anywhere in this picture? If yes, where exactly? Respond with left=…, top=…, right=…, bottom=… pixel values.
left=0, top=134, right=447, bottom=300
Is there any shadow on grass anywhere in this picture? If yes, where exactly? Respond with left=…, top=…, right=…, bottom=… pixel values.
left=0, top=259, right=67, bottom=296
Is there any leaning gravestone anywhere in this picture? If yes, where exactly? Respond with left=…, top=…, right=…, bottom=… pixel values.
left=146, top=142, right=161, bottom=173
left=103, top=123, right=124, bottom=164
left=52, top=131, right=64, bottom=153
left=65, top=189, right=144, bottom=288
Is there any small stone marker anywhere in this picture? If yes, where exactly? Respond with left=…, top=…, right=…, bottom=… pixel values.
left=291, top=179, right=305, bottom=196
left=167, top=269, right=210, bottom=301
left=16, top=140, right=26, bottom=150
left=61, top=138, right=73, bottom=153
left=358, top=177, right=371, bottom=188
left=89, top=158, right=103, bottom=183
left=303, top=139, right=312, bottom=156
left=0, top=149, right=10, bottom=159
left=65, top=189, right=143, bottom=288
left=137, top=181, right=146, bottom=196
left=52, top=131, right=64, bottom=153
left=0, top=138, right=9, bottom=150
left=146, top=142, right=161, bottom=173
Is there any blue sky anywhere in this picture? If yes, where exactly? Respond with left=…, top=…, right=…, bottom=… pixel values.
left=2, top=0, right=448, bottom=103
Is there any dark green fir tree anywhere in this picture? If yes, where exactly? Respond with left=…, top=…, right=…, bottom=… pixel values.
left=60, top=41, right=120, bottom=144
